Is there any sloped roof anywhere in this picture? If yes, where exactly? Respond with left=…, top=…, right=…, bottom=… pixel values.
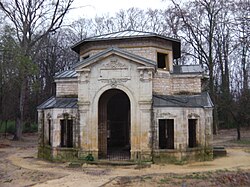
left=75, top=30, right=180, bottom=42
left=71, top=30, right=181, bottom=59
left=153, top=92, right=213, bottom=108
left=37, top=97, right=78, bottom=109
left=73, top=47, right=156, bottom=69
left=54, top=70, right=77, bottom=79
left=172, top=65, right=203, bottom=74
left=54, top=63, right=204, bottom=80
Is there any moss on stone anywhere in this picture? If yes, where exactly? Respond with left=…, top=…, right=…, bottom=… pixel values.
left=38, top=146, right=52, bottom=160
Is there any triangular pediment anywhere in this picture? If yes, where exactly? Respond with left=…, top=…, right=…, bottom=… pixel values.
left=74, top=47, right=156, bottom=70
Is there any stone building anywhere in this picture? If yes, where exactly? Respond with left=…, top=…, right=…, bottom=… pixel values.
left=37, top=30, right=213, bottom=162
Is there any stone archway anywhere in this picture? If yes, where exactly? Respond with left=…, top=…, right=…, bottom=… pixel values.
left=98, top=89, right=130, bottom=160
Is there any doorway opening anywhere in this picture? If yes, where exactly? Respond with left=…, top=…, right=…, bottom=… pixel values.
left=159, top=119, right=174, bottom=149
left=98, top=89, right=130, bottom=160
left=188, top=119, right=197, bottom=148
left=60, top=119, right=73, bottom=147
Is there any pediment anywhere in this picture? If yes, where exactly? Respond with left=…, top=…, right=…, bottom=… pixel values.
left=74, top=47, right=155, bottom=71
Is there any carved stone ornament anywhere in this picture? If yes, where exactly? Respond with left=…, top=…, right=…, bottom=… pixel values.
left=46, top=113, right=52, bottom=119
left=102, top=58, right=128, bottom=69
left=57, top=112, right=76, bottom=119
left=110, top=78, right=118, bottom=87
left=188, top=113, right=200, bottom=118
left=78, top=69, right=90, bottom=83
left=157, top=112, right=177, bottom=118
left=137, top=67, right=154, bottom=81
left=99, top=77, right=129, bottom=87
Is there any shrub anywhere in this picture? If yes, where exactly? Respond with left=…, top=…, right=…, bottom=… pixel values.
left=0, top=121, right=38, bottom=134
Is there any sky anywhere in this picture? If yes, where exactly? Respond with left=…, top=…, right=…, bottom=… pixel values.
left=68, top=0, right=171, bottom=19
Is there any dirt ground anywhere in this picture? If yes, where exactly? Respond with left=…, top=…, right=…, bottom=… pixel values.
left=0, top=128, right=250, bottom=187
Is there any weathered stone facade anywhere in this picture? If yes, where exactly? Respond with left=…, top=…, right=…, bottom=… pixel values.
left=55, top=79, right=78, bottom=97
left=38, top=31, right=213, bottom=163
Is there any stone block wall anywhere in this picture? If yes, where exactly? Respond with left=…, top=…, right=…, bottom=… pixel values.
left=153, top=71, right=172, bottom=95
left=153, top=107, right=213, bottom=150
left=152, top=107, right=213, bottom=162
left=82, top=47, right=159, bottom=63
left=76, top=53, right=154, bottom=161
left=79, top=38, right=172, bottom=63
left=153, top=72, right=202, bottom=95
left=127, top=47, right=156, bottom=61
left=55, top=79, right=78, bottom=97
left=171, top=76, right=201, bottom=94
left=38, top=108, right=78, bottom=148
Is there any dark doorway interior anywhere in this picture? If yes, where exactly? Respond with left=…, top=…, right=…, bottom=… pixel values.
left=98, top=89, right=130, bottom=160
left=60, top=119, right=73, bottom=147
left=48, top=119, right=51, bottom=146
left=159, top=119, right=174, bottom=149
left=188, top=119, right=197, bottom=148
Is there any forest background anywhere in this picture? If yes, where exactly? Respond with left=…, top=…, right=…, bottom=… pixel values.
left=0, top=0, right=249, bottom=140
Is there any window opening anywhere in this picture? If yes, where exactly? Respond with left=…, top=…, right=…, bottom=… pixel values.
left=60, top=119, right=73, bottom=147
left=48, top=119, right=51, bottom=146
left=159, top=119, right=174, bottom=149
left=157, top=52, right=169, bottom=70
left=188, top=119, right=197, bottom=148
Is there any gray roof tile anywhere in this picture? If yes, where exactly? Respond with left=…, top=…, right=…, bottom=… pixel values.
left=37, top=97, right=78, bottom=109
left=153, top=92, right=213, bottom=108
left=71, top=30, right=181, bottom=59
left=54, top=70, right=77, bottom=79
left=172, top=65, right=203, bottom=74
left=77, top=30, right=180, bottom=42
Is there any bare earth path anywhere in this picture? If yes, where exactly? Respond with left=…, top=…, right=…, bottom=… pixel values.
left=0, top=128, right=250, bottom=187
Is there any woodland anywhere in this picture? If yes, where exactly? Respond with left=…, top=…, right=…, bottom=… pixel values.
left=0, top=0, right=249, bottom=140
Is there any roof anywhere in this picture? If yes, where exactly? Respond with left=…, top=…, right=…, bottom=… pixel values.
left=153, top=92, right=213, bottom=108
left=37, top=97, right=78, bottom=109
left=73, top=30, right=180, bottom=42
left=172, top=65, right=204, bottom=74
left=71, top=30, right=181, bottom=59
left=54, top=63, right=204, bottom=80
left=54, top=70, right=77, bottom=79
left=37, top=93, right=213, bottom=110
left=73, top=47, right=156, bottom=69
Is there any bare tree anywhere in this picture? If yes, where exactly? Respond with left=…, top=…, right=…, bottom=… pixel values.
left=213, top=1, right=234, bottom=129
left=161, top=6, right=181, bottom=37
left=0, top=0, right=74, bottom=140
left=231, top=0, right=250, bottom=140
left=35, top=29, right=78, bottom=101
left=170, top=0, right=224, bottom=134
left=234, top=0, right=250, bottom=92
left=69, top=18, right=93, bottom=42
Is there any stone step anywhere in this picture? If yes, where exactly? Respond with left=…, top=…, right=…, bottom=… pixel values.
left=213, top=146, right=227, bottom=157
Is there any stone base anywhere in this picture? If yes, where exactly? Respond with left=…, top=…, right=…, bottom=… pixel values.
left=78, top=150, right=98, bottom=161
left=213, top=146, right=227, bottom=157
left=130, top=150, right=152, bottom=162
left=153, top=147, right=213, bottom=164
left=38, top=146, right=79, bottom=161
left=38, top=145, right=52, bottom=160
left=38, top=146, right=213, bottom=164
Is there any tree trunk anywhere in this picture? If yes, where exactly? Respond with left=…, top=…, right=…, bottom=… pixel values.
left=209, top=64, right=218, bottom=134
left=5, top=120, right=7, bottom=138
left=13, top=117, right=22, bottom=140
left=237, top=122, right=241, bottom=140
left=13, top=80, right=25, bottom=140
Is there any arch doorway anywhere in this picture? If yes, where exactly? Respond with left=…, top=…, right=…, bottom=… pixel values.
left=98, top=89, right=130, bottom=160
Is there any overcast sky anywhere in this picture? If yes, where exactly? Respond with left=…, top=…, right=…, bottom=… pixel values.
left=67, top=0, right=171, bottom=19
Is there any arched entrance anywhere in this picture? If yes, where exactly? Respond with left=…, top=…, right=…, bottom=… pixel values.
left=98, top=89, right=130, bottom=160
